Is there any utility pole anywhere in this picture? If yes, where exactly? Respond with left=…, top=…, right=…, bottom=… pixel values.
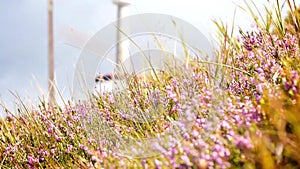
left=48, top=0, right=55, bottom=104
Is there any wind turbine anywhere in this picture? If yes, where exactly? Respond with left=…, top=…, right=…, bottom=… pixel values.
left=62, top=0, right=132, bottom=94
left=113, top=0, right=131, bottom=68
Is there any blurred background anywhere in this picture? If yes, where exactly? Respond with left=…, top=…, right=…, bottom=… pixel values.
left=0, top=0, right=276, bottom=116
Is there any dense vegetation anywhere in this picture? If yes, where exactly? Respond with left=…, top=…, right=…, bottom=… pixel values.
left=1, top=1, right=300, bottom=168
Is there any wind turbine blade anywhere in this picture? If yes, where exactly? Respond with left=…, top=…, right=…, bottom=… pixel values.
left=59, top=26, right=92, bottom=49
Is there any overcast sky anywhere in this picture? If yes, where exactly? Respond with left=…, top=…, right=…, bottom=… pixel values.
left=0, top=0, right=286, bottom=116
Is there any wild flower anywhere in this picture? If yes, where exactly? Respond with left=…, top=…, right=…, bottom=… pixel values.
left=27, top=154, right=39, bottom=165
left=2, top=1, right=300, bottom=168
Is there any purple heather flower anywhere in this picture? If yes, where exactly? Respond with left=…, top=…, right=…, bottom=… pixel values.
left=27, top=155, right=39, bottom=165
left=140, top=159, right=148, bottom=168
left=40, top=149, right=50, bottom=157
left=68, top=133, right=74, bottom=140
left=79, top=144, right=88, bottom=151
left=234, top=132, right=254, bottom=149
left=191, top=130, right=199, bottom=138
left=180, top=154, right=192, bottom=166
left=66, top=145, right=73, bottom=153
left=154, top=159, right=162, bottom=169
left=50, top=148, right=57, bottom=156
left=249, top=35, right=256, bottom=44
left=55, top=135, right=61, bottom=142
left=25, top=164, right=35, bottom=169
left=215, top=157, right=223, bottom=165
left=211, top=151, right=218, bottom=159
left=102, top=151, right=107, bottom=158
left=172, top=79, right=179, bottom=86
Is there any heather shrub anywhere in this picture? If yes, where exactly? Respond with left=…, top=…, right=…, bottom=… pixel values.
left=1, top=1, right=300, bottom=168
